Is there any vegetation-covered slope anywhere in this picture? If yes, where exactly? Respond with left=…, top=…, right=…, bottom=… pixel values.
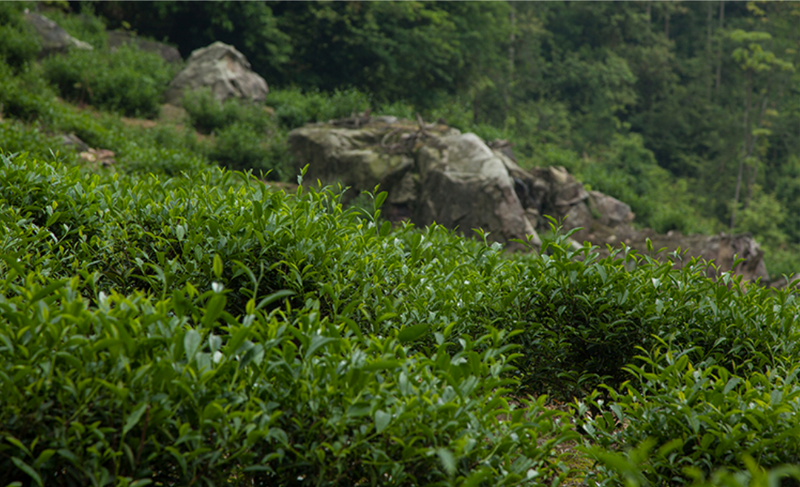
left=4, top=2, right=800, bottom=486
left=4, top=150, right=800, bottom=486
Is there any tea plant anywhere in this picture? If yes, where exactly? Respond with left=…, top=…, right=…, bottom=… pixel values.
left=267, top=87, right=371, bottom=129
left=0, top=153, right=578, bottom=485
left=182, top=88, right=273, bottom=135
left=42, top=43, right=177, bottom=118
left=576, top=346, right=800, bottom=486
left=0, top=3, right=40, bottom=72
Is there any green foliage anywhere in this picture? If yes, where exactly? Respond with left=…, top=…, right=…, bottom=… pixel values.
left=0, top=2, right=41, bottom=72
left=42, top=43, right=176, bottom=118
left=267, top=87, right=371, bottom=130
left=0, top=120, right=75, bottom=164
left=549, top=133, right=717, bottom=235
left=0, top=56, right=210, bottom=178
left=89, top=1, right=291, bottom=81
left=578, top=347, right=800, bottom=486
left=6, top=3, right=800, bottom=481
left=207, top=122, right=272, bottom=174
left=0, top=62, right=57, bottom=121
left=0, top=153, right=577, bottom=485
left=182, top=88, right=272, bottom=135
left=77, top=1, right=800, bottom=280
left=180, top=89, right=293, bottom=178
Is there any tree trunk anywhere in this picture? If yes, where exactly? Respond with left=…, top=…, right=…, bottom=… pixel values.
left=731, top=70, right=751, bottom=230
left=509, top=6, right=515, bottom=80
left=744, top=95, right=772, bottom=206
left=707, top=3, right=713, bottom=98
left=715, top=1, right=725, bottom=91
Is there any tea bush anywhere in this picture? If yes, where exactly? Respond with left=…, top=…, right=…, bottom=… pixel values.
left=458, top=229, right=800, bottom=400
left=0, top=153, right=577, bottom=485
left=0, top=121, right=76, bottom=164
left=267, top=87, right=371, bottom=129
left=182, top=88, right=272, bottom=135
left=4, top=143, right=800, bottom=483
left=42, top=43, right=176, bottom=118
left=0, top=62, right=58, bottom=122
left=577, top=347, right=800, bottom=486
left=0, top=3, right=41, bottom=72
left=207, top=122, right=273, bottom=174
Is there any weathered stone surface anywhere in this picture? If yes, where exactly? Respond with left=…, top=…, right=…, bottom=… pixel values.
left=289, top=118, right=536, bottom=247
left=589, top=191, right=634, bottom=227
left=415, top=133, right=533, bottom=246
left=24, top=11, right=93, bottom=56
left=287, top=115, right=769, bottom=283
left=164, top=42, right=268, bottom=105
left=108, top=30, right=182, bottom=64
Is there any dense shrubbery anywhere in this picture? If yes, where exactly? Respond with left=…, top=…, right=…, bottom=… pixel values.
left=577, top=347, right=800, bottom=486
left=0, top=3, right=40, bottom=72
left=182, top=88, right=272, bottom=135
left=3, top=150, right=800, bottom=484
left=0, top=155, right=578, bottom=485
left=35, top=5, right=177, bottom=119
left=267, top=87, right=371, bottom=129
left=4, top=4, right=800, bottom=484
left=42, top=44, right=177, bottom=118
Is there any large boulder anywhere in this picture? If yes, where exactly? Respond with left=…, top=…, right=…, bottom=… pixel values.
left=24, top=10, right=93, bottom=56
left=164, top=42, right=268, bottom=105
left=107, top=30, right=182, bottom=64
left=289, top=117, right=538, bottom=247
left=415, top=133, right=537, bottom=246
left=288, top=115, right=770, bottom=283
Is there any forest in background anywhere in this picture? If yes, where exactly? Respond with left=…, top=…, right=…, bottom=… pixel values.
left=83, top=1, right=800, bottom=276
left=0, top=1, right=779, bottom=277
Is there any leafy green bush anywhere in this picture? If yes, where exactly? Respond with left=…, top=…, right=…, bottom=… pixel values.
left=267, top=87, right=371, bottom=129
left=0, top=3, right=41, bottom=72
left=181, top=89, right=291, bottom=178
left=42, top=43, right=176, bottom=118
left=0, top=120, right=76, bottom=164
left=461, top=227, right=800, bottom=400
left=182, top=88, right=272, bottom=135
left=0, top=62, right=57, bottom=121
left=207, top=121, right=273, bottom=174
left=581, top=441, right=800, bottom=487
left=577, top=347, right=800, bottom=486
left=0, top=153, right=576, bottom=485
left=0, top=275, right=573, bottom=485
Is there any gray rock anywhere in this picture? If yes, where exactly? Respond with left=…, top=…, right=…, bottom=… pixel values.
left=589, top=191, right=633, bottom=227
left=286, top=117, right=771, bottom=282
left=415, top=133, right=533, bottom=246
left=108, top=30, right=182, bottom=64
left=164, top=42, right=268, bottom=105
left=623, top=231, right=769, bottom=284
left=24, top=11, right=93, bottom=56
left=289, top=120, right=536, bottom=248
